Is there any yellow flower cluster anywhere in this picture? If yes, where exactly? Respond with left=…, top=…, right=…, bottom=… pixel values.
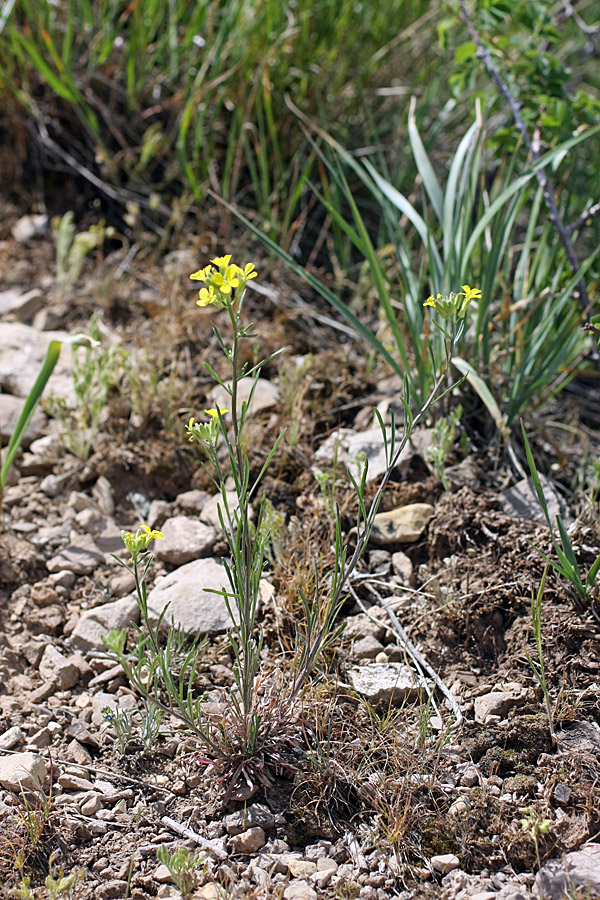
left=190, top=255, right=257, bottom=308
left=120, top=524, right=163, bottom=563
left=186, top=408, right=229, bottom=445
left=424, top=284, right=481, bottom=320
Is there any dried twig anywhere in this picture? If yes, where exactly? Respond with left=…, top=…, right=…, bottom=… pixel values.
left=161, top=815, right=228, bottom=859
left=458, top=0, right=598, bottom=352
left=567, top=200, right=600, bottom=236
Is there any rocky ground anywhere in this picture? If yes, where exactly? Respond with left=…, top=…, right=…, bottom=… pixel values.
left=0, top=203, right=599, bottom=900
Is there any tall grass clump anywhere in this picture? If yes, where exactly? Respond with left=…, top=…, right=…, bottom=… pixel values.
left=0, top=0, right=432, bottom=241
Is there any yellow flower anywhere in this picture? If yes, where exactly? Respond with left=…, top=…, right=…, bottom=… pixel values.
left=204, top=408, right=229, bottom=419
left=197, top=285, right=217, bottom=307
left=211, top=255, right=232, bottom=268
left=120, top=524, right=163, bottom=563
left=140, top=524, right=164, bottom=541
left=190, top=265, right=213, bottom=281
left=241, top=262, right=258, bottom=280
left=461, top=285, right=482, bottom=302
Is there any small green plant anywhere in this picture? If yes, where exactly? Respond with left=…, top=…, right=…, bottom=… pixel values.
left=525, top=565, right=555, bottom=746
left=426, top=405, right=463, bottom=489
left=0, top=333, right=98, bottom=513
left=520, top=806, right=551, bottom=870
left=53, top=211, right=115, bottom=303
left=155, top=845, right=204, bottom=898
left=44, top=315, right=125, bottom=459
left=522, top=422, right=600, bottom=618
left=101, top=699, right=165, bottom=753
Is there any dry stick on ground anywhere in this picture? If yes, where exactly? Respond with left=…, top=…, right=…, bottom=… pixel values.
left=458, top=0, right=600, bottom=362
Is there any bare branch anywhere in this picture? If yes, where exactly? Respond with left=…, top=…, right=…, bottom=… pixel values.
left=567, top=199, right=600, bottom=235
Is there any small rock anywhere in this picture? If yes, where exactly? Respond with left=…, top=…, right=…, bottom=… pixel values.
left=288, top=860, right=317, bottom=878
left=38, top=645, right=80, bottom=691
left=534, top=842, right=600, bottom=900
left=65, top=739, right=93, bottom=767
left=58, top=773, right=95, bottom=792
left=352, top=635, right=385, bottom=660
left=500, top=475, right=570, bottom=525
left=230, top=826, right=266, bottom=854
left=0, top=752, right=47, bottom=792
left=347, top=663, right=424, bottom=706
left=194, top=885, right=228, bottom=900
left=92, top=476, right=115, bottom=516
left=80, top=793, right=103, bottom=816
left=474, top=690, right=525, bottom=723
left=46, top=534, right=105, bottom=575
left=552, top=783, right=572, bottom=807
left=176, top=490, right=209, bottom=514
left=283, top=882, right=317, bottom=900
left=430, top=854, right=460, bottom=875
left=96, top=880, right=129, bottom=900
left=0, top=287, right=43, bottom=322
left=224, top=803, right=275, bottom=835
left=71, top=595, right=140, bottom=651
left=11, top=214, right=48, bottom=243
left=391, top=551, right=414, bottom=585
left=155, top=516, right=216, bottom=566
left=154, top=864, right=175, bottom=884
left=370, top=504, right=434, bottom=545
left=448, top=796, right=471, bottom=817
left=0, top=393, right=46, bottom=447
left=200, top=491, right=253, bottom=529
left=0, top=726, right=24, bottom=750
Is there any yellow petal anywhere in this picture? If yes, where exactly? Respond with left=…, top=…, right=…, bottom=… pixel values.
left=211, top=254, right=232, bottom=268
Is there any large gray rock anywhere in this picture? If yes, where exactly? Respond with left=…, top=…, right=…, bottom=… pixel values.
left=155, top=516, right=216, bottom=566
left=146, top=558, right=235, bottom=635
left=534, top=842, right=600, bottom=899
left=0, top=752, right=47, bottom=792
left=347, top=663, right=425, bottom=706
left=0, top=322, right=74, bottom=400
left=0, top=393, right=47, bottom=447
left=46, top=534, right=105, bottom=575
left=500, top=475, right=571, bottom=526
left=70, top=596, right=140, bottom=650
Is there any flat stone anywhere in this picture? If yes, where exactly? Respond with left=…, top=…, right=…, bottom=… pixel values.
left=474, top=690, right=525, bottom=723
left=46, top=534, right=105, bottom=575
left=0, top=726, right=24, bottom=750
left=0, top=752, right=47, bottom=792
left=0, top=392, right=47, bottom=447
left=347, top=663, right=424, bottom=706
left=288, top=860, right=317, bottom=878
left=0, top=288, right=43, bottom=322
left=147, top=558, right=235, bottom=635
left=200, top=491, right=253, bottom=529
left=155, top=516, right=216, bottom=566
left=70, top=595, right=140, bottom=651
left=154, top=864, right=175, bottom=884
left=230, top=826, right=266, bottom=854
left=211, top=377, right=279, bottom=417
left=351, top=635, right=385, bottom=660
left=391, top=551, right=414, bottom=585
left=534, top=842, right=600, bottom=899
left=224, top=803, right=275, bottom=835
left=500, top=475, right=571, bottom=526
left=283, top=882, right=317, bottom=900
left=430, top=854, right=460, bottom=875
left=370, top=503, right=434, bottom=545
left=38, top=644, right=80, bottom=691
left=176, top=490, right=209, bottom=513
left=314, top=426, right=435, bottom=483
left=0, top=322, right=74, bottom=401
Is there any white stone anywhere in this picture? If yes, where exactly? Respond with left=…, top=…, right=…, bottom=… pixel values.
left=474, top=690, right=525, bottom=723
left=430, top=854, right=460, bottom=875
left=230, top=826, right=266, bottom=854
left=147, top=558, right=235, bottom=635
left=38, top=644, right=80, bottom=690
left=0, top=726, right=24, bottom=750
left=0, top=393, right=46, bottom=447
left=370, top=503, right=434, bottom=545
left=0, top=752, right=47, bottom=792
left=283, top=882, right=317, bottom=900
left=0, top=322, right=74, bottom=400
left=155, top=516, right=216, bottom=566
left=347, top=663, right=424, bottom=706
left=71, top=595, right=140, bottom=651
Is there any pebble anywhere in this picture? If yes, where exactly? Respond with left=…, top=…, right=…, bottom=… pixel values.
left=46, top=534, right=105, bottom=575
left=211, top=376, right=280, bottom=418
left=352, top=634, right=385, bottom=660
left=38, top=644, right=80, bottom=691
left=288, top=860, right=317, bottom=878
left=224, top=803, right=275, bottom=835
left=0, top=725, right=24, bottom=750
left=283, top=881, right=317, bottom=900
left=230, top=827, right=267, bottom=854
left=474, top=689, right=525, bottom=723
left=430, top=854, right=460, bottom=875
left=347, top=663, right=424, bottom=706
left=370, top=503, right=434, bottom=545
